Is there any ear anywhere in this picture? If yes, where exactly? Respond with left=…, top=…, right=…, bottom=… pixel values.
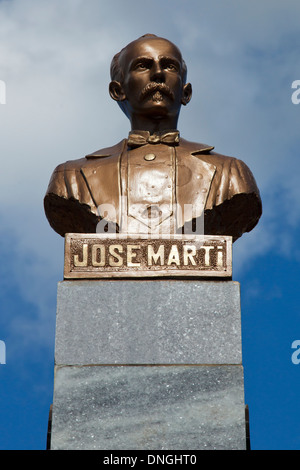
left=181, top=82, right=192, bottom=106
left=109, top=81, right=126, bottom=102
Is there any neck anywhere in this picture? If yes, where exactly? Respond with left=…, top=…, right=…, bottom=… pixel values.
left=130, top=114, right=179, bottom=134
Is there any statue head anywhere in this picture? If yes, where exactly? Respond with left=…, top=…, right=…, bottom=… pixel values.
left=109, top=34, right=192, bottom=130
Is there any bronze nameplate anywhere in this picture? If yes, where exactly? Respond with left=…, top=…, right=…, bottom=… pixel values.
left=64, top=234, right=232, bottom=279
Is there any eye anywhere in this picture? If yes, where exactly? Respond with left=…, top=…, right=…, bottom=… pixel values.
left=163, top=61, right=179, bottom=72
left=134, top=60, right=151, bottom=71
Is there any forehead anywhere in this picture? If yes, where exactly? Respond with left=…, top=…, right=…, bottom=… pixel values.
left=119, top=38, right=183, bottom=70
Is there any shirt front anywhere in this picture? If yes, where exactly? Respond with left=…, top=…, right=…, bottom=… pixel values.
left=120, top=133, right=178, bottom=235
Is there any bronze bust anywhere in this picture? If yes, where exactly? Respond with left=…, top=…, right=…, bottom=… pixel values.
left=44, top=34, right=262, bottom=242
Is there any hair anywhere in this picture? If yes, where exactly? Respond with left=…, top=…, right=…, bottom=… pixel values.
left=110, top=34, right=187, bottom=84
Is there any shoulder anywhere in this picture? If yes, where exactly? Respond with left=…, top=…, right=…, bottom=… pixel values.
left=49, top=138, right=126, bottom=173
left=85, top=139, right=127, bottom=159
left=50, top=157, right=86, bottom=175
left=179, top=137, right=240, bottom=168
left=180, top=137, right=256, bottom=175
left=179, top=137, right=215, bottom=155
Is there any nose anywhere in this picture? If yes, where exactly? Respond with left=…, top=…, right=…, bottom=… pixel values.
left=150, top=61, right=165, bottom=83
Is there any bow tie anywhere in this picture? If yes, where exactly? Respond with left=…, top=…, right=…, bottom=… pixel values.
left=127, top=130, right=180, bottom=148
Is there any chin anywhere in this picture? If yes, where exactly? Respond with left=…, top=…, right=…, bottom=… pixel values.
left=143, top=99, right=170, bottom=116
left=147, top=108, right=169, bottom=119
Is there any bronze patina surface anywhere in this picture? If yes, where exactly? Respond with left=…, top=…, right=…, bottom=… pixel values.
left=64, top=234, right=232, bottom=279
left=44, top=34, right=262, bottom=241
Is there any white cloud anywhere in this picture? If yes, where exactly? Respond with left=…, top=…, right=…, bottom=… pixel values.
left=0, top=0, right=299, bottom=350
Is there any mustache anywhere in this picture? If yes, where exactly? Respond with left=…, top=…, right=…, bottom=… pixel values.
left=139, top=82, right=175, bottom=101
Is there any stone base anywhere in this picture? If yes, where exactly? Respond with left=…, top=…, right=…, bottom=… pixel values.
left=50, top=280, right=247, bottom=450
left=54, top=280, right=242, bottom=365
left=51, top=365, right=246, bottom=450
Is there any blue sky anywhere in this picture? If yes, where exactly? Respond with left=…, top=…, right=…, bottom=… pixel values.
left=0, top=0, right=300, bottom=450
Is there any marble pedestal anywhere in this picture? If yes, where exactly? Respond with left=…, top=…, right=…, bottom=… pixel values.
left=49, top=280, right=247, bottom=450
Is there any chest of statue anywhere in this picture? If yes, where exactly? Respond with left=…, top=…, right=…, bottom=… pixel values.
left=120, top=143, right=176, bottom=234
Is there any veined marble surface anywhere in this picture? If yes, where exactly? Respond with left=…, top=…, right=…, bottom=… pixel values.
left=51, top=365, right=246, bottom=450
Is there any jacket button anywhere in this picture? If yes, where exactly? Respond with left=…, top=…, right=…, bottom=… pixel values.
left=144, top=153, right=156, bottom=161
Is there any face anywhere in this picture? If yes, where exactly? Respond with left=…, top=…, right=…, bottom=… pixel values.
left=111, top=38, right=191, bottom=121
